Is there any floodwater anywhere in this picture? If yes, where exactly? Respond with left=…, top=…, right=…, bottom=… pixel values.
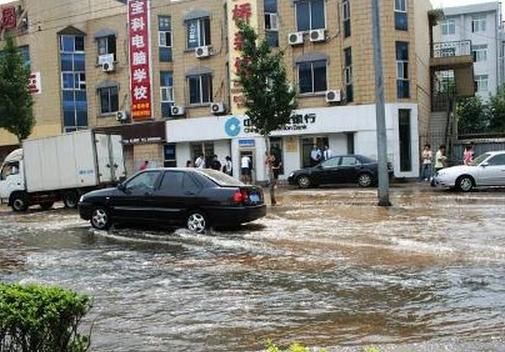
left=1, top=185, right=505, bottom=351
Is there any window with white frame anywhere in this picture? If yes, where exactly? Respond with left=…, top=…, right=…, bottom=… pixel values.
left=158, top=16, right=172, bottom=62
left=396, top=41, right=410, bottom=98
left=98, top=86, right=119, bottom=114
left=441, top=19, right=456, bottom=35
left=160, top=71, right=174, bottom=118
left=475, top=75, right=489, bottom=92
left=298, top=60, right=327, bottom=94
left=472, top=44, right=488, bottom=62
left=186, top=17, right=211, bottom=49
left=472, top=15, right=486, bottom=33
left=295, top=0, right=325, bottom=32
left=97, top=35, right=116, bottom=60
left=394, top=0, right=408, bottom=31
left=61, top=72, right=86, bottom=91
left=264, top=0, right=279, bottom=48
left=188, top=74, right=212, bottom=105
left=343, top=0, right=351, bottom=38
left=344, top=47, right=353, bottom=102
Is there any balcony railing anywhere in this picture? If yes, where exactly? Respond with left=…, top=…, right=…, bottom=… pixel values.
left=432, top=40, right=472, bottom=58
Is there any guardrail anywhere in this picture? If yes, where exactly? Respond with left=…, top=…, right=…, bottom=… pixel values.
left=432, top=40, right=472, bottom=58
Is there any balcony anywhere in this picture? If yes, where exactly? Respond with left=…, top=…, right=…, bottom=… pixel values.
left=431, top=40, right=474, bottom=98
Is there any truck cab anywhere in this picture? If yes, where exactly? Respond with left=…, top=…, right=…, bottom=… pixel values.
left=0, top=149, right=25, bottom=206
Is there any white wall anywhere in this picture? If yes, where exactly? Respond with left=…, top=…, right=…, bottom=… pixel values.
left=175, top=142, right=191, bottom=167
left=328, top=134, right=347, bottom=155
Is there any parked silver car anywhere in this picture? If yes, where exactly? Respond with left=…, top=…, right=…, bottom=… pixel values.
left=433, top=151, right=505, bottom=192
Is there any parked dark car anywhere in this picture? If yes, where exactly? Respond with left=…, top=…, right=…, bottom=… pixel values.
left=79, top=168, right=266, bottom=233
left=287, top=155, right=393, bottom=188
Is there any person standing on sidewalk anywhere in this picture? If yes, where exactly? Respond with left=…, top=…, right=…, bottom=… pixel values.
left=463, top=143, right=475, bottom=166
left=419, top=144, right=433, bottom=182
left=434, top=145, right=448, bottom=173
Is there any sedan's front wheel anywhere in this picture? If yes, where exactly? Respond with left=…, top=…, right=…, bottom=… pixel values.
left=457, top=175, right=474, bottom=192
left=358, top=173, right=373, bottom=188
left=187, top=211, right=208, bottom=234
left=297, top=175, right=311, bottom=189
left=91, top=207, right=112, bottom=230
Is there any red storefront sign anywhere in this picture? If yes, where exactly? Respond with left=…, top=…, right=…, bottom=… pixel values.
left=128, top=0, right=152, bottom=121
left=1, top=7, right=17, bottom=30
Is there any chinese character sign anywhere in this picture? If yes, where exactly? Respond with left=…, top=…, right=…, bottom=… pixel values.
left=1, top=7, right=17, bottom=30
left=128, top=0, right=152, bottom=121
left=28, top=72, right=42, bottom=95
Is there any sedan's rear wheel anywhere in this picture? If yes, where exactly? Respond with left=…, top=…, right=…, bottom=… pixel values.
left=91, top=207, right=111, bottom=230
left=358, top=173, right=373, bottom=188
left=457, top=175, right=474, bottom=192
left=187, top=211, right=207, bottom=234
left=297, top=175, right=311, bottom=189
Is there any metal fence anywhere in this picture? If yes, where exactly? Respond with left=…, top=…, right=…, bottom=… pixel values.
left=432, top=40, right=472, bottom=58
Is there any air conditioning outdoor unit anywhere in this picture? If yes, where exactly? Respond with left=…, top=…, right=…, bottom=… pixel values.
left=210, top=102, right=226, bottom=115
left=195, top=45, right=210, bottom=59
left=309, top=29, right=326, bottom=42
left=115, top=111, right=128, bottom=122
left=325, top=90, right=342, bottom=103
left=99, top=54, right=115, bottom=72
left=171, top=105, right=185, bottom=116
left=288, top=32, right=304, bottom=46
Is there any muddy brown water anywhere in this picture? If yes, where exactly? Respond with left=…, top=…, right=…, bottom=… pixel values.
left=1, top=185, right=505, bottom=351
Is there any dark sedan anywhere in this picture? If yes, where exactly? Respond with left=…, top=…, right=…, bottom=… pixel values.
left=79, top=168, right=266, bottom=233
left=288, top=155, right=392, bottom=188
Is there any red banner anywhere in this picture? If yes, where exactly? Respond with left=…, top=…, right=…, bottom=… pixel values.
left=1, top=7, right=17, bottom=30
left=128, top=0, right=152, bottom=121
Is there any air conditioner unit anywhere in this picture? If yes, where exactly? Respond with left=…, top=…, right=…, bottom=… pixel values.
left=99, top=54, right=115, bottom=72
left=288, top=32, right=304, bottom=46
left=210, top=102, right=226, bottom=115
left=115, top=111, right=128, bottom=122
left=325, top=90, right=341, bottom=103
left=195, top=46, right=210, bottom=59
left=171, top=105, right=185, bottom=116
left=309, top=29, right=326, bottom=42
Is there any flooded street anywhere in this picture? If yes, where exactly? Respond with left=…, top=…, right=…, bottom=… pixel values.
left=1, top=185, right=505, bottom=351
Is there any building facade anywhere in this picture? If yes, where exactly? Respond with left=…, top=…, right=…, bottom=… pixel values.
left=0, top=0, right=435, bottom=180
left=438, top=2, right=502, bottom=99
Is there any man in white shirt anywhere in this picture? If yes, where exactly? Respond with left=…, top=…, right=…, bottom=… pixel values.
left=195, top=154, right=206, bottom=169
left=323, top=145, right=332, bottom=161
left=310, top=146, right=322, bottom=166
left=241, top=155, right=252, bottom=184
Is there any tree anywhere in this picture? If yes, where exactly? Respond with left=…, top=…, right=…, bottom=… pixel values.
left=456, top=96, right=489, bottom=134
left=488, top=85, right=505, bottom=132
left=237, top=23, right=296, bottom=206
left=0, top=35, right=34, bottom=143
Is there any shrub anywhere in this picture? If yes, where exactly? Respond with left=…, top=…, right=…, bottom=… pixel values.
left=265, top=340, right=382, bottom=352
left=0, top=283, right=92, bottom=352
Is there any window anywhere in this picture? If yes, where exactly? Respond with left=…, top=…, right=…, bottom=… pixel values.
left=99, top=86, right=119, bottom=114
left=475, top=75, right=489, bottom=92
left=125, top=171, right=161, bottom=192
left=346, top=133, right=355, bottom=154
left=265, top=0, right=279, bottom=48
left=60, top=35, right=88, bottom=132
left=19, top=46, right=30, bottom=69
left=298, top=60, right=327, bottom=94
left=164, top=144, right=177, bottom=167
left=0, top=162, right=20, bottom=180
left=441, top=19, right=456, bottom=35
left=472, top=15, right=486, bottom=33
left=158, top=16, right=172, bottom=62
left=472, top=44, right=487, bottom=62
left=321, top=157, right=340, bottom=169
left=188, top=74, right=212, bottom=105
left=160, top=171, right=185, bottom=193
left=340, top=156, right=360, bottom=166
left=394, top=0, right=408, bottom=31
left=396, top=41, right=410, bottom=98
left=190, top=142, right=214, bottom=165
left=186, top=17, right=211, bottom=49
left=296, top=0, right=325, bottom=32
left=398, top=109, right=412, bottom=172
left=97, top=35, right=116, bottom=60
left=344, top=47, right=353, bottom=102
left=487, top=154, right=505, bottom=166
left=160, top=71, right=174, bottom=118
left=343, top=0, right=351, bottom=38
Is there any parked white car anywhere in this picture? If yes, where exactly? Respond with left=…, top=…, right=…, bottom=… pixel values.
left=433, top=151, right=505, bottom=192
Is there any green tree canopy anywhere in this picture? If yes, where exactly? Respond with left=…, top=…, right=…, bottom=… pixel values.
left=456, top=95, right=489, bottom=134
left=0, top=35, right=34, bottom=143
left=488, top=86, right=505, bottom=132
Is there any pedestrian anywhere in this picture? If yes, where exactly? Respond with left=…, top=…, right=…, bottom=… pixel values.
left=310, top=145, right=322, bottom=167
left=323, top=145, right=332, bottom=161
left=241, top=154, right=252, bottom=184
left=434, top=145, right=448, bottom=173
left=211, top=154, right=222, bottom=171
left=223, top=156, right=233, bottom=176
left=419, top=144, right=433, bottom=182
left=186, top=160, right=193, bottom=168
left=463, top=143, right=474, bottom=166
left=194, top=153, right=206, bottom=169
left=271, top=154, right=282, bottom=185
left=139, top=160, right=149, bottom=171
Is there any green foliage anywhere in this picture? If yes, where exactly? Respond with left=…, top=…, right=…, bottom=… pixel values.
left=456, top=95, right=489, bottom=133
left=265, top=340, right=382, bottom=352
left=0, top=36, right=35, bottom=143
left=362, top=347, right=382, bottom=352
left=0, top=282, right=92, bottom=352
left=237, top=22, right=297, bottom=137
left=488, top=85, right=505, bottom=132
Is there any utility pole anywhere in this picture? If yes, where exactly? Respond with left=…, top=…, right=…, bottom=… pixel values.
left=371, top=0, right=391, bottom=207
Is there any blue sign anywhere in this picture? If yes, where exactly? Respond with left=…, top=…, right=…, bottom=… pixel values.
left=239, top=139, right=255, bottom=148
left=225, top=117, right=241, bottom=137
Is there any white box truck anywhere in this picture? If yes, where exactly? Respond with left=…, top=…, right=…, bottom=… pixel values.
left=0, top=130, right=126, bottom=211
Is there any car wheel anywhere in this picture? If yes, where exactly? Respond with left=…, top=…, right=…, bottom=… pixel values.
left=358, top=173, right=373, bottom=188
left=457, top=175, right=474, bottom=192
left=63, top=191, right=79, bottom=209
left=296, top=175, right=311, bottom=189
left=40, top=202, right=54, bottom=211
left=186, top=211, right=208, bottom=234
left=11, top=193, right=28, bottom=212
left=91, top=207, right=112, bottom=230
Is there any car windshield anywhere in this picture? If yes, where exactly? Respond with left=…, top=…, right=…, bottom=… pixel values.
left=198, top=169, right=244, bottom=187
left=470, top=153, right=490, bottom=166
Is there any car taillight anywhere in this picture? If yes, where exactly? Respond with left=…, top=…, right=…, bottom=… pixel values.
left=232, top=189, right=249, bottom=204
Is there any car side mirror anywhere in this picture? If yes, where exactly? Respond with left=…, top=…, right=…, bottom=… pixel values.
left=481, top=162, right=489, bottom=167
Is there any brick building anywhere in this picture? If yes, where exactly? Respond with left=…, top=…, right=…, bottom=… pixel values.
left=0, top=0, right=443, bottom=180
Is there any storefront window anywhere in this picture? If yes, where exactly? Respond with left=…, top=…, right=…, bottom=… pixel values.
left=190, top=142, right=214, bottom=166
left=164, top=144, right=177, bottom=167
left=301, top=136, right=328, bottom=168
